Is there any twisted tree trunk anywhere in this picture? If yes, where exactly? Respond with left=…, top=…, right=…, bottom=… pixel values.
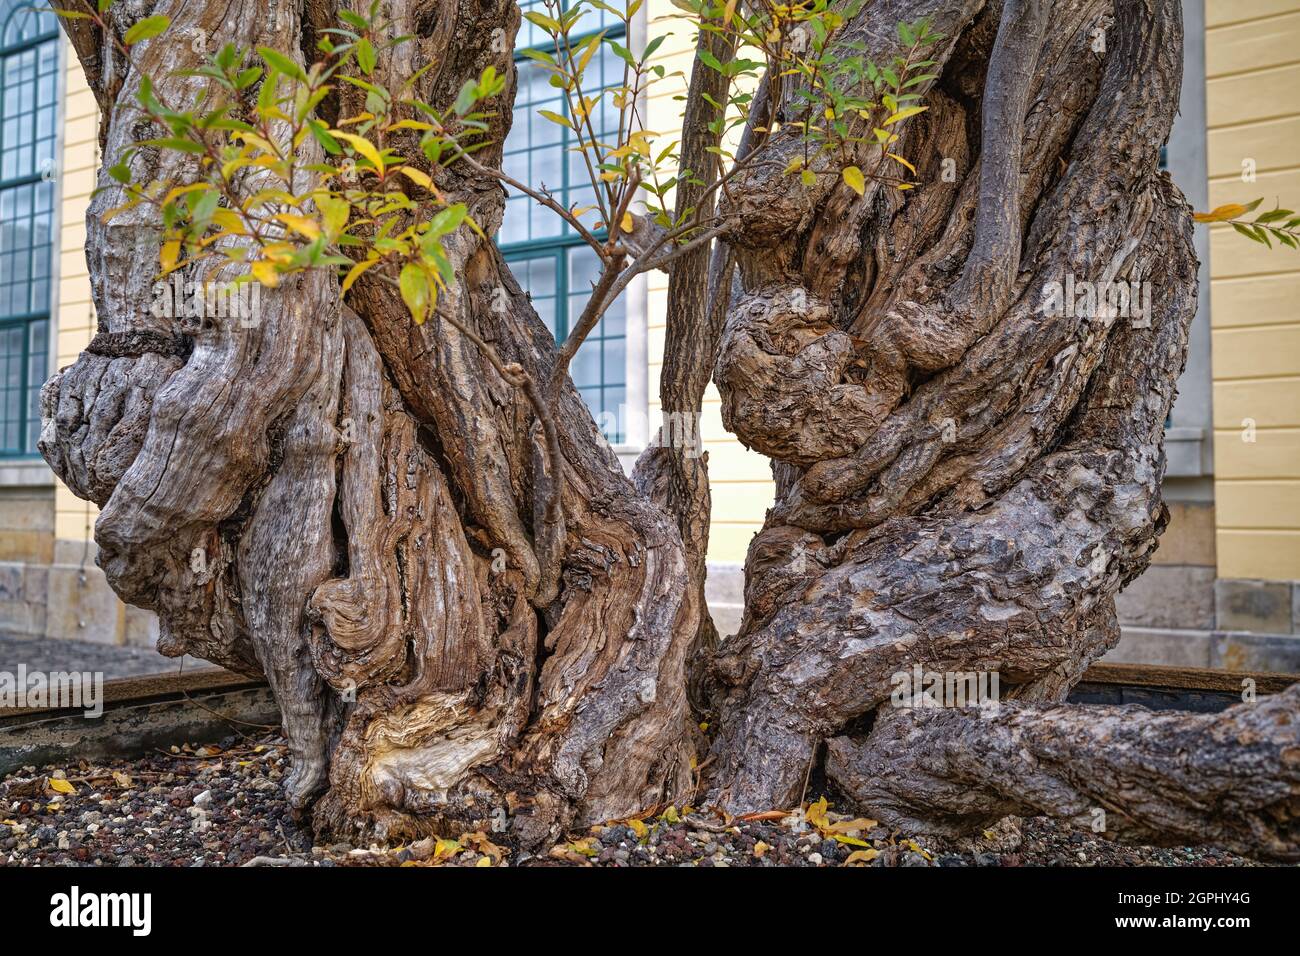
left=40, top=0, right=1300, bottom=858
left=707, top=0, right=1193, bottom=799
left=44, top=0, right=694, bottom=849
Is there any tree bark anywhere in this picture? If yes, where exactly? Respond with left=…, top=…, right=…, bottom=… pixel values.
left=826, top=685, right=1300, bottom=862
left=702, top=0, right=1241, bottom=815
left=44, top=0, right=694, bottom=848
left=41, top=0, right=1300, bottom=861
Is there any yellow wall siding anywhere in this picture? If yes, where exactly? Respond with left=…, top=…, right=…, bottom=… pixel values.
left=54, top=40, right=99, bottom=544
left=1206, top=0, right=1300, bottom=580
left=643, top=4, right=773, bottom=563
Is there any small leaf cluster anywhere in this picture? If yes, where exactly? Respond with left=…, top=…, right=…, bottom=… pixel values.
left=70, top=0, right=505, bottom=324
left=1195, top=199, right=1300, bottom=250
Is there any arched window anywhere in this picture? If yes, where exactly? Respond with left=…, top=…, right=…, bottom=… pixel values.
left=0, top=1, right=59, bottom=456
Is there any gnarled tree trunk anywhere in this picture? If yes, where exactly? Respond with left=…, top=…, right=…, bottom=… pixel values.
left=41, top=0, right=1300, bottom=859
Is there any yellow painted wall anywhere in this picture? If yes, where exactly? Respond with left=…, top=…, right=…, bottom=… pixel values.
left=645, top=7, right=772, bottom=565
left=54, top=37, right=99, bottom=547
left=1206, top=0, right=1300, bottom=580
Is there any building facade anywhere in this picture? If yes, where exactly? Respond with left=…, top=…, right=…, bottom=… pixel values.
left=1, top=0, right=1297, bottom=671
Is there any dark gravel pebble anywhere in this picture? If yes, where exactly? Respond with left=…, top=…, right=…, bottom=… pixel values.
left=0, top=732, right=1267, bottom=868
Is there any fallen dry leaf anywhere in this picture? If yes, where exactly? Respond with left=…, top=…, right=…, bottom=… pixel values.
left=844, top=848, right=880, bottom=866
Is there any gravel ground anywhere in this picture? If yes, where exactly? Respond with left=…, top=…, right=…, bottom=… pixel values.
left=0, top=732, right=1260, bottom=868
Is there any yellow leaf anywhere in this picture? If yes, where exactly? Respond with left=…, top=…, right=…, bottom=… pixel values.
left=885, top=152, right=916, bottom=175
left=274, top=214, right=321, bottom=240
left=844, top=848, right=880, bottom=865
left=627, top=817, right=649, bottom=840
left=385, top=119, right=434, bottom=132
left=827, top=817, right=877, bottom=834
left=159, top=239, right=181, bottom=274
left=537, top=109, right=573, bottom=130
left=434, top=838, right=462, bottom=859
left=233, top=131, right=280, bottom=157
left=396, top=166, right=433, bottom=190
left=904, top=838, right=932, bottom=860
left=475, top=856, right=492, bottom=867
left=47, top=778, right=75, bottom=795
left=334, top=131, right=384, bottom=174
left=753, top=840, right=770, bottom=858
left=100, top=199, right=141, bottom=224
left=251, top=259, right=280, bottom=288
left=883, top=105, right=927, bottom=126
left=841, top=166, right=865, bottom=196
left=806, top=795, right=830, bottom=830
left=620, top=211, right=634, bottom=234
left=341, top=257, right=378, bottom=293
left=832, top=833, right=871, bottom=847
left=576, top=33, right=603, bottom=75
left=211, top=208, right=245, bottom=232
left=1192, top=202, right=1248, bottom=223
left=112, top=771, right=133, bottom=787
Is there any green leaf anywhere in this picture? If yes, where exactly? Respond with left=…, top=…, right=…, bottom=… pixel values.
left=699, top=49, right=725, bottom=73
left=519, top=48, right=557, bottom=65
left=234, top=67, right=264, bottom=90
left=142, top=137, right=207, bottom=154
left=452, top=78, right=479, bottom=116
left=307, top=120, right=341, bottom=155
left=356, top=38, right=377, bottom=75
left=523, top=11, right=561, bottom=32
left=124, top=15, right=169, bottom=45
left=1231, top=221, right=1264, bottom=245
left=399, top=262, right=431, bottom=324
left=257, top=46, right=308, bottom=84
left=426, top=204, right=468, bottom=239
